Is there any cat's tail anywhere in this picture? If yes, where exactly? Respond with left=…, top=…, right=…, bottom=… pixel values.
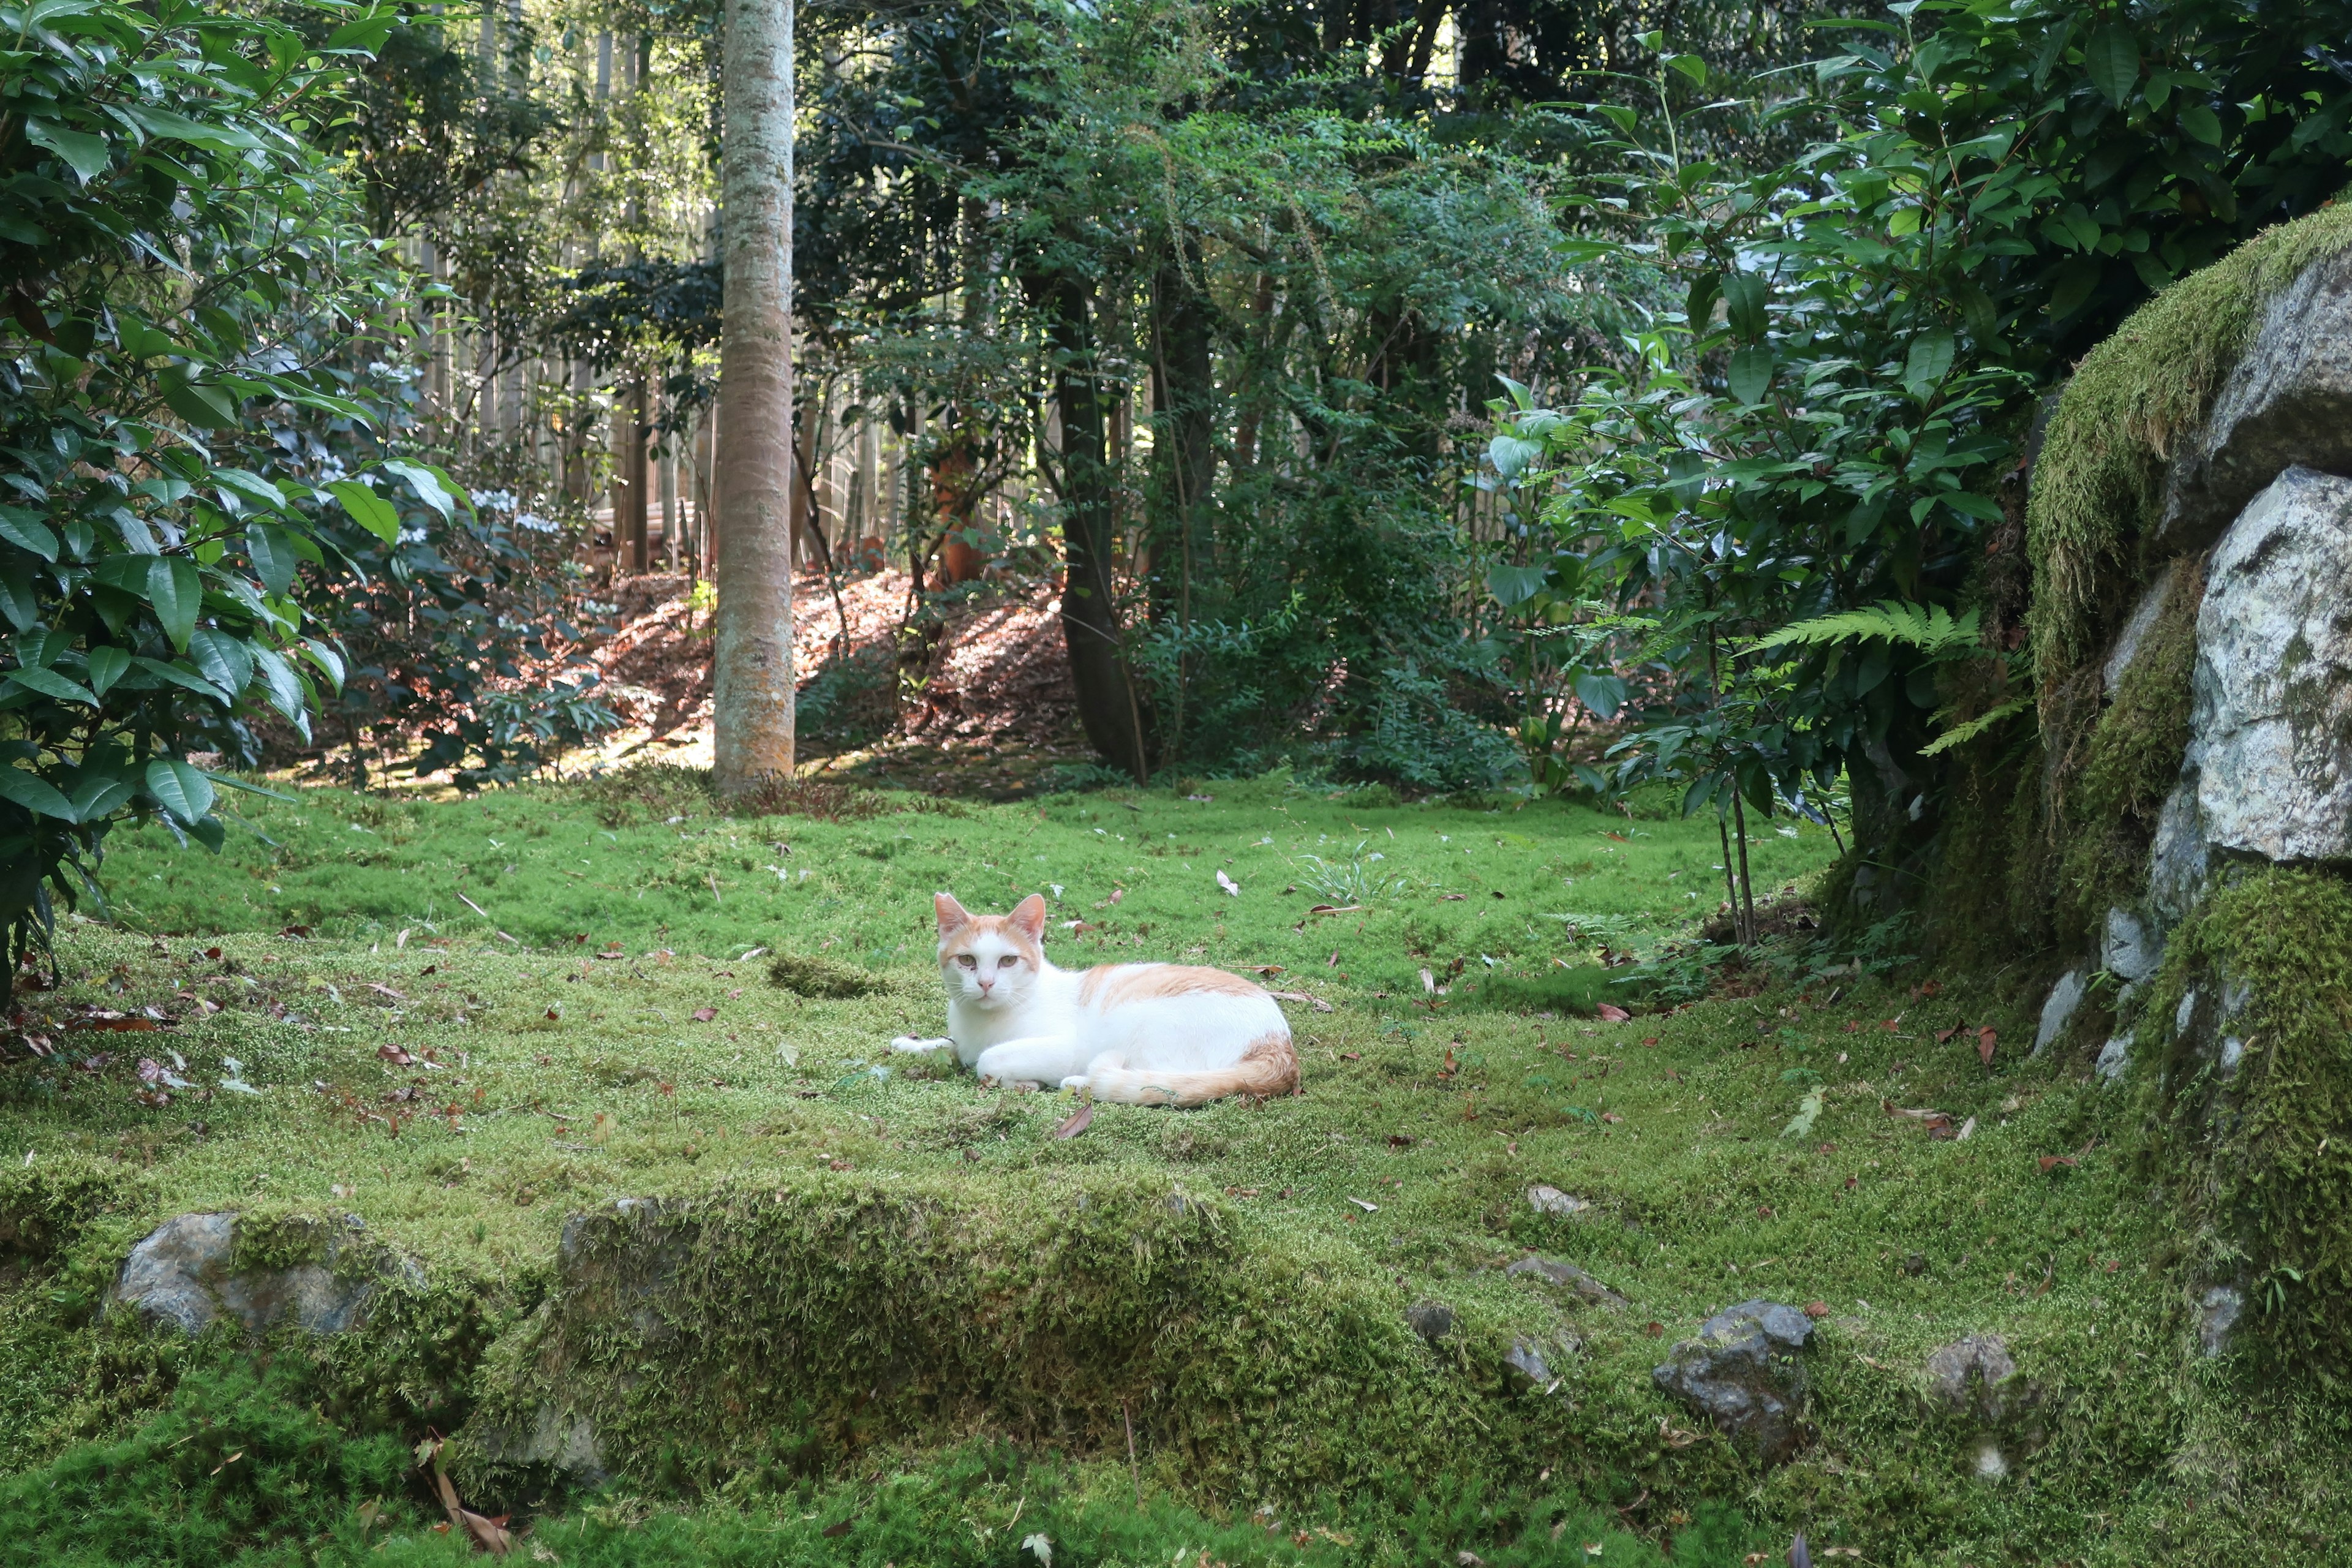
left=1080, top=1032, right=1300, bottom=1108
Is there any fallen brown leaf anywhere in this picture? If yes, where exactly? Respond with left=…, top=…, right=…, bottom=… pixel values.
left=691, top=1007, right=717, bottom=1023
left=1054, top=1101, right=1095, bottom=1139
left=1977, top=1025, right=1998, bottom=1066
left=1267, top=989, right=1334, bottom=1012
left=1596, top=1003, right=1632, bottom=1022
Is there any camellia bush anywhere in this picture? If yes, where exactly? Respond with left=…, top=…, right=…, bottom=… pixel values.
left=0, top=0, right=440, bottom=998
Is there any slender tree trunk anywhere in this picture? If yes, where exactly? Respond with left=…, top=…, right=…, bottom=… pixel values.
left=712, top=0, right=794, bottom=792
left=1049, top=274, right=1152, bottom=782
left=623, top=376, right=650, bottom=573
left=1148, top=248, right=1216, bottom=762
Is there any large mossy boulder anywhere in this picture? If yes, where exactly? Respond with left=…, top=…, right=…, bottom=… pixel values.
left=1936, top=203, right=2352, bottom=1382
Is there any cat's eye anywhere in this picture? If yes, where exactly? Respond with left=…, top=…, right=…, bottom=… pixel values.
left=997, top=955, right=1017, bottom=968
left=956, top=954, right=977, bottom=969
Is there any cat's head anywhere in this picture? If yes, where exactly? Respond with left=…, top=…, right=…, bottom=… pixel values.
left=933, top=892, right=1047, bottom=1009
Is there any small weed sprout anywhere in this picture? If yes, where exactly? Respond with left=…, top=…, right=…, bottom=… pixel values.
left=1290, top=842, right=1408, bottom=905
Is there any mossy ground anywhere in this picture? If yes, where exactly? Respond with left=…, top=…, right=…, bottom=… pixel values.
left=1, top=774, right=2347, bottom=1564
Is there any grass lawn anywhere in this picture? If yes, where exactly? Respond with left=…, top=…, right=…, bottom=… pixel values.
left=1, top=771, right=2342, bottom=1566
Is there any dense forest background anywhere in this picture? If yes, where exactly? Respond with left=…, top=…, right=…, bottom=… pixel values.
left=6, top=0, right=2352, bottom=960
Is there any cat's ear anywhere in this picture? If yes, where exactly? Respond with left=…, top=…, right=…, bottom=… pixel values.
left=1008, top=894, right=1048, bottom=941
left=935, top=892, right=972, bottom=937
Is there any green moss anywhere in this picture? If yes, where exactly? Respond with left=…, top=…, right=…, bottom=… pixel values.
left=768, top=951, right=891, bottom=999
left=2051, top=560, right=2202, bottom=942
left=2027, top=203, right=2352, bottom=683
left=0, top=1148, right=123, bottom=1263
left=2138, top=869, right=2352, bottom=1385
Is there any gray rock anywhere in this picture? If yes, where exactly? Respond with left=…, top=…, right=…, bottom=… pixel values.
left=1650, top=1299, right=1815, bottom=1464
left=2185, top=466, right=2352, bottom=869
left=1406, top=1300, right=1456, bottom=1346
left=1503, top=1328, right=1583, bottom=1390
left=2103, top=561, right=2184, bottom=696
left=2101, top=908, right=2163, bottom=984
left=2162, top=248, right=2352, bottom=549
left=2219, top=1035, right=2246, bottom=1077
left=2147, top=780, right=2210, bottom=923
left=2174, top=987, right=2201, bottom=1038
left=1924, top=1334, right=2019, bottom=1425
left=114, top=1212, right=413, bottom=1337
left=1503, top=1254, right=1629, bottom=1308
left=2095, top=1036, right=2132, bottom=1084
left=1526, top=1185, right=1591, bottom=1218
left=2034, top=970, right=2088, bottom=1057
left=464, top=1404, right=609, bottom=1485
left=2198, top=1285, right=2245, bottom=1357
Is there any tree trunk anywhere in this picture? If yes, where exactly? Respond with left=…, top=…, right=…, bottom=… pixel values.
left=1049, top=275, right=1152, bottom=782
left=711, top=0, right=795, bottom=793
left=622, top=376, right=650, bottom=573
left=1148, top=248, right=1217, bottom=760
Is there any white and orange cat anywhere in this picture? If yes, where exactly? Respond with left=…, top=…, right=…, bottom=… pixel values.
left=889, top=892, right=1298, bottom=1106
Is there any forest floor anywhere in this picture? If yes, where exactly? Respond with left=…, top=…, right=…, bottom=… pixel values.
left=573, top=568, right=1097, bottom=799
left=0, top=773, right=2343, bottom=1567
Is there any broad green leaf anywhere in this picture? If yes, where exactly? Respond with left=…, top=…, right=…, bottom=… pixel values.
left=2085, top=27, right=2139, bottom=108
left=380, top=460, right=460, bottom=522
left=1902, top=329, right=1956, bottom=392
left=147, top=557, right=201, bottom=650
left=327, top=480, right=401, bottom=543
left=1727, top=346, right=1774, bottom=405
left=134, top=655, right=233, bottom=704
left=250, top=646, right=311, bottom=741
left=69, top=773, right=139, bottom=821
left=1487, top=563, right=1550, bottom=607
left=0, top=573, right=37, bottom=631
left=24, top=118, right=111, bottom=183
left=0, top=765, right=77, bottom=822
left=1572, top=673, right=1628, bottom=720
left=2179, top=105, right=2222, bottom=145
left=1722, top=273, right=1769, bottom=341
left=299, top=638, right=346, bottom=692
left=1941, top=491, right=2005, bottom=523
left=246, top=522, right=297, bottom=594
left=85, top=644, right=130, bottom=696
left=162, top=377, right=239, bottom=429
left=1664, top=53, right=1706, bottom=86
left=188, top=628, right=254, bottom=698
left=118, top=104, right=265, bottom=151
left=3, top=666, right=97, bottom=707
left=0, top=507, right=59, bottom=562
left=145, top=758, right=216, bottom=824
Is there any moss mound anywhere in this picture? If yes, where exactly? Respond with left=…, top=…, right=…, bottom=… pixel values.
left=458, top=1172, right=1575, bottom=1504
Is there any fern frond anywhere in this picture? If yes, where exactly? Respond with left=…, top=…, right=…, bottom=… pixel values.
left=1748, top=601, right=1981, bottom=657
left=1917, top=696, right=2035, bottom=756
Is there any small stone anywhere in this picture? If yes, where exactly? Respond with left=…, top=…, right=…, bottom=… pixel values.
left=2198, top=1285, right=2244, bottom=1357
left=2033, top=969, right=2088, bottom=1057
left=1924, top=1334, right=2019, bottom=1425
left=2094, top=1036, right=2131, bottom=1085
left=2102, top=908, right=2163, bottom=984
left=1972, top=1439, right=2009, bottom=1480
left=2219, top=1035, right=2245, bottom=1077
left=1650, top=1299, right=1815, bottom=1465
left=1900, top=1253, right=1929, bottom=1277
left=113, top=1212, right=412, bottom=1338
left=2174, top=987, right=2201, bottom=1038
left=1503, top=1254, right=1629, bottom=1308
left=1406, top=1300, right=1456, bottom=1346
left=1527, top=1186, right=1591, bottom=1218
left=1501, top=1330, right=1581, bottom=1392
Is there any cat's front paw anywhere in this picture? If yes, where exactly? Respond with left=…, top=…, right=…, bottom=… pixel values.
left=889, top=1035, right=955, bottom=1054
left=1058, top=1075, right=1090, bottom=1091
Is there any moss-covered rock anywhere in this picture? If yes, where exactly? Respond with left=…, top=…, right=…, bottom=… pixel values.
left=2135, top=870, right=2352, bottom=1385
left=456, top=1172, right=1588, bottom=1505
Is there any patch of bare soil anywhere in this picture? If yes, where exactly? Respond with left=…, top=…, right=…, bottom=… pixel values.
left=584, top=568, right=1092, bottom=797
